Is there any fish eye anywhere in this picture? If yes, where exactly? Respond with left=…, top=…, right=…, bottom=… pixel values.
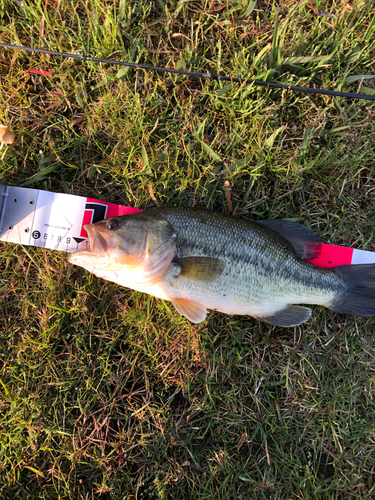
left=107, top=219, right=119, bottom=231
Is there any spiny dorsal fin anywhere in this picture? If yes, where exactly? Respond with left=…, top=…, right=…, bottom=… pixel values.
left=258, top=219, right=321, bottom=259
left=258, top=305, right=312, bottom=327
left=174, top=257, right=224, bottom=283
left=171, top=298, right=207, bottom=323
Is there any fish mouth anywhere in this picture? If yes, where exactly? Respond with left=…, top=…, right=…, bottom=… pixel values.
left=84, top=224, right=108, bottom=255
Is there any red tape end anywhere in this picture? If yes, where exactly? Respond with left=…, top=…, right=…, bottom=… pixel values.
left=305, top=243, right=353, bottom=268
left=28, top=69, right=53, bottom=77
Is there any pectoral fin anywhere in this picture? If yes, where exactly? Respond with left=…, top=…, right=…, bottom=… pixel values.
left=171, top=298, right=207, bottom=323
left=174, top=257, right=224, bottom=282
left=258, top=305, right=312, bottom=327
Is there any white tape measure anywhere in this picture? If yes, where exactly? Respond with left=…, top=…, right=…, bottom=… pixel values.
left=0, top=183, right=374, bottom=268
left=0, top=184, right=140, bottom=253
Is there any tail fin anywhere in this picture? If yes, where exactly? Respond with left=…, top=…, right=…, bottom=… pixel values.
left=330, top=264, right=375, bottom=316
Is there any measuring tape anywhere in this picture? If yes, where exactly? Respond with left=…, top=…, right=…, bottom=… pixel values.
left=0, top=184, right=141, bottom=253
left=0, top=183, right=374, bottom=268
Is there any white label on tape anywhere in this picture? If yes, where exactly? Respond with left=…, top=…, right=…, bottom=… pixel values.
left=351, top=247, right=375, bottom=265
left=0, top=184, right=141, bottom=253
left=0, top=185, right=89, bottom=252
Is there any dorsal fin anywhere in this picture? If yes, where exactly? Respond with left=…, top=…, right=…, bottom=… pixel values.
left=257, top=219, right=321, bottom=259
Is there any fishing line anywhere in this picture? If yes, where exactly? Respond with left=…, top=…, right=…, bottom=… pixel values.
left=1, top=42, right=375, bottom=101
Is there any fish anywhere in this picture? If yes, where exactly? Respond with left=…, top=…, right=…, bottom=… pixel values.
left=68, top=207, right=375, bottom=327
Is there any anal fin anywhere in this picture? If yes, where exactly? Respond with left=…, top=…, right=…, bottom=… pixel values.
left=258, top=305, right=312, bottom=327
left=171, top=298, right=207, bottom=323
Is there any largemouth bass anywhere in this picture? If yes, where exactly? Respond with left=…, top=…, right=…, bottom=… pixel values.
left=68, top=207, right=375, bottom=327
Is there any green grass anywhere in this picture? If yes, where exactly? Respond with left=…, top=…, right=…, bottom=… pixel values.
left=1, top=0, right=375, bottom=498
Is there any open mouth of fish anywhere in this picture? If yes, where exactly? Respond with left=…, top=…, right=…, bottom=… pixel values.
left=84, top=224, right=108, bottom=255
